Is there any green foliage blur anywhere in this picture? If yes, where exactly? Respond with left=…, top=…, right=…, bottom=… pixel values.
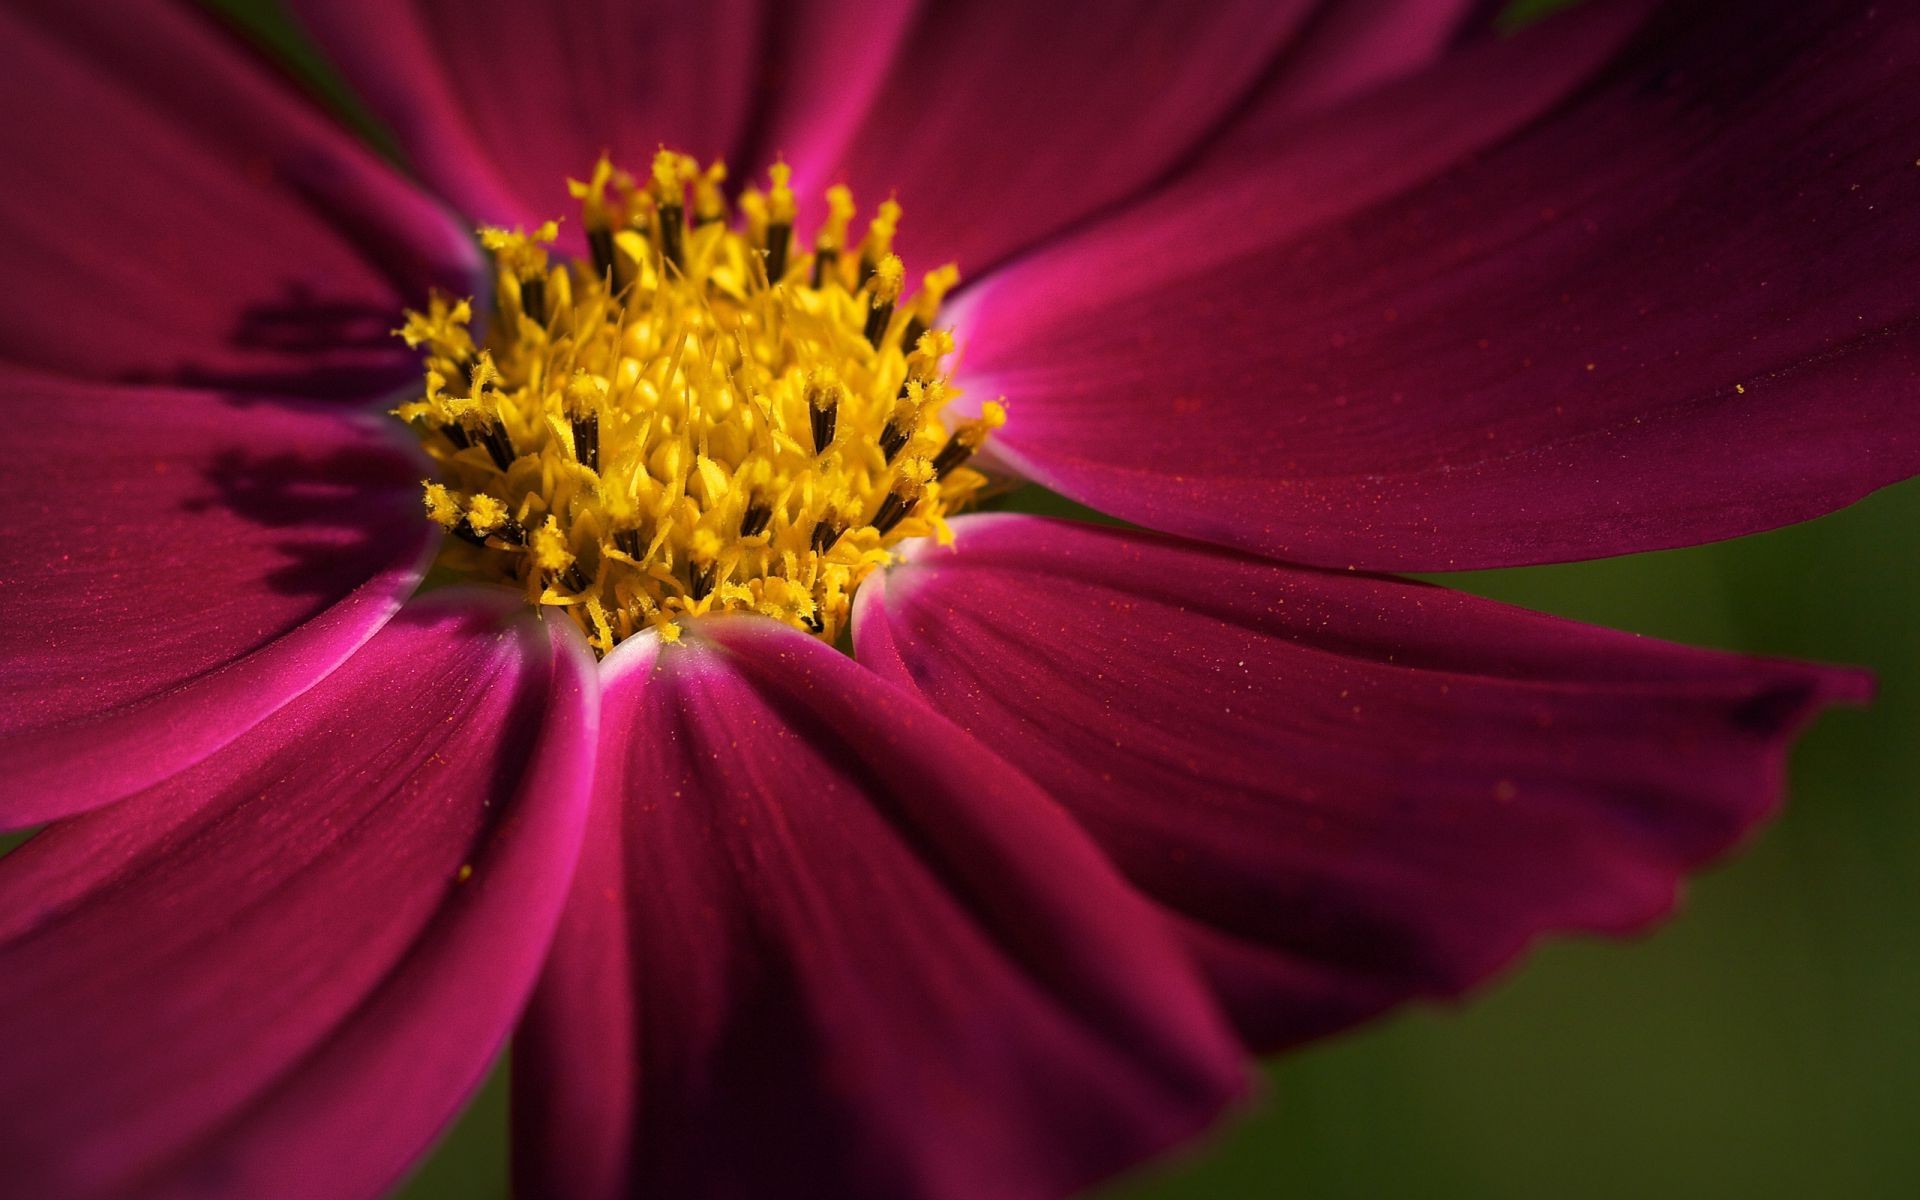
left=38, top=1, right=1912, bottom=1196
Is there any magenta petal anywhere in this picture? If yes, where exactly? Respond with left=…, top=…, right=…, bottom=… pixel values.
left=0, top=375, right=433, bottom=826
left=958, top=1, right=1920, bottom=570
left=513, top=619, right=1245, bottom=1200
left=810, top=0, right=1319, bottom=274
left=737, top=0, right=918, bottom=198
left=1231, top=0, right=1487, bottom=126
left=856, top=516, right=1868, bottom=1051
left=288, top=0, right=763, bottom=235
left=0, top=1, right=475, bottom=396
left=0, top=591, right=596, bottom=1200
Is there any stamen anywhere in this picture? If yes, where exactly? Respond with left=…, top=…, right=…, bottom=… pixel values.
left=811, top=518, right=844, bottom=555
left=808, top=371, right=843, bottom=455
left=932, top=402, right=1007, bottom=481
left=871, top=461, right=930, bottom=537
left=811, top=186, right=855, bottom=289
left=739, top=497, right=773, bottom=538
left=478, top=223, right=557, bottom=329
left=864, top=255, right=904, bottom=348
left=764, top=162, right=795, bottom=284
left=572, top=414, right=600, bottom=472
left=878, top=421, right=912, bottom=464
left=569, top=158, right=619, bottom=280
left=396, top=154, right=1006, bottom=652
left=900, top=264, right=960, bottom=351
left=857, top=199, right=901, bottom=289
left=692, top=161, right=728, bottom=227
left=652, top=150, right=690, bottom=273
left=689, top=559, right=717, bottom=602
left=585, top=227, right=616, bottom=282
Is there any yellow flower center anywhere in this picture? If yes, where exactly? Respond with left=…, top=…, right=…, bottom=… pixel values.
left=394, top=152, right=1003, bottom=655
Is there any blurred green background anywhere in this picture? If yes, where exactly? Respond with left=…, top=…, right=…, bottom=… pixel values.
left=111, top=2, right=1920, bottom=1196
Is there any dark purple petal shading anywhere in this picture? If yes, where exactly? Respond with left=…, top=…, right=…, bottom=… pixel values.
left=0, top=375, right=432, bottom=827
left=856, top=515, right=1868, bottom=1051
left=0, top=0, right=476, bottom=396
left=0, top=591, right=597, bottom=1200
left=513, top=618, right=1245, bottom=1200
left=787, top=0, right=1320, bottom=276
left=287, top=0, right=764, bottom=236
left=1228, top=0, right=1490, bottom=128
left=955, top=0, right=1920, bottom=570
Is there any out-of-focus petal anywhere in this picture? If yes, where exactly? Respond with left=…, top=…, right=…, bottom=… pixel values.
left=956, top=0, right=1920, bottom=570
left=0, top=0, right=476, bottom=396
left=804, top=0, right=1320, bottom=275
left=0, top=375, right=433, bottom=826
left=856, top=515, right=1868, bottom=1051
left=287, top=0, right=764, bottom=236
left=513, top=618, right=1244, bottom=1200
left=0, top=591, right=597, bottom=1200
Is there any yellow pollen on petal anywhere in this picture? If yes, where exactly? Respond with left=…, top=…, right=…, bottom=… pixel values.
left=394, top=154, right=1001, bottom=653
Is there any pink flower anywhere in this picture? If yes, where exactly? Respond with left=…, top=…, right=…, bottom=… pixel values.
left=1, top=1, right=1914, bottom=1198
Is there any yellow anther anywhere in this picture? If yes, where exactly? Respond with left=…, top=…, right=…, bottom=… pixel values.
left=689, top=527, right=723, bottom=561
left=906, top=263, right=960, bottom=327
left=870, top=255, right=905, bottom=304
left=567, top=155, right=617, bottom=225
left=766, top=162, right=796, bottom=225
left=564, top=370, right=607, bottom=417
left=423, top=483, right=463, bottom=529
left=859, top=198, right=902, bottom=265
left=693, top=161, right=728, bottom=224
left=650, top=149, right=693, bottom=201
left=963, top=399, right=1009, bottom=447
left=914, top=328, right=956, bottom=358
left=466, top=493, right=508, bottom=535
left=532, top=515, right=574, bottom=575
left=397, top=154, right=1002, bottom=652
left=738, top=188, right=769, bottom=242
left=899, top=456, right=936, bottom=489
left=479, top=222, right=558, bottom=279
left=394, top=293, right=475, bottom=355
left=818, top=185, right=856, bottom=251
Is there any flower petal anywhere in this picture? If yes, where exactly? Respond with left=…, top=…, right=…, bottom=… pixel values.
left=513, top=618, right=1245, bottom=1200
left=0, top=375, right=433, bottom=827
left=0, top=0, right=475, bottom=396
left=956, top=0, right=1920, bottom=569
left=803, top=0, right=1321, bottom=275
left=0, top=590, right=596, bottom=1200
left=1231, top=0, right=1489, bottom=127
left=855, top=515, right=1868, bottom=1051
left=287, top=0, right=765, bottom=234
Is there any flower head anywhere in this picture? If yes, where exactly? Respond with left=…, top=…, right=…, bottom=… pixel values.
left=397, top=162, right=996, bottom=651
left=1, top=2, right=1916, bottom=1199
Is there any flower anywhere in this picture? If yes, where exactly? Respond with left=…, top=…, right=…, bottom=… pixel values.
left=1, top=2, right=1915, bottom=1199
